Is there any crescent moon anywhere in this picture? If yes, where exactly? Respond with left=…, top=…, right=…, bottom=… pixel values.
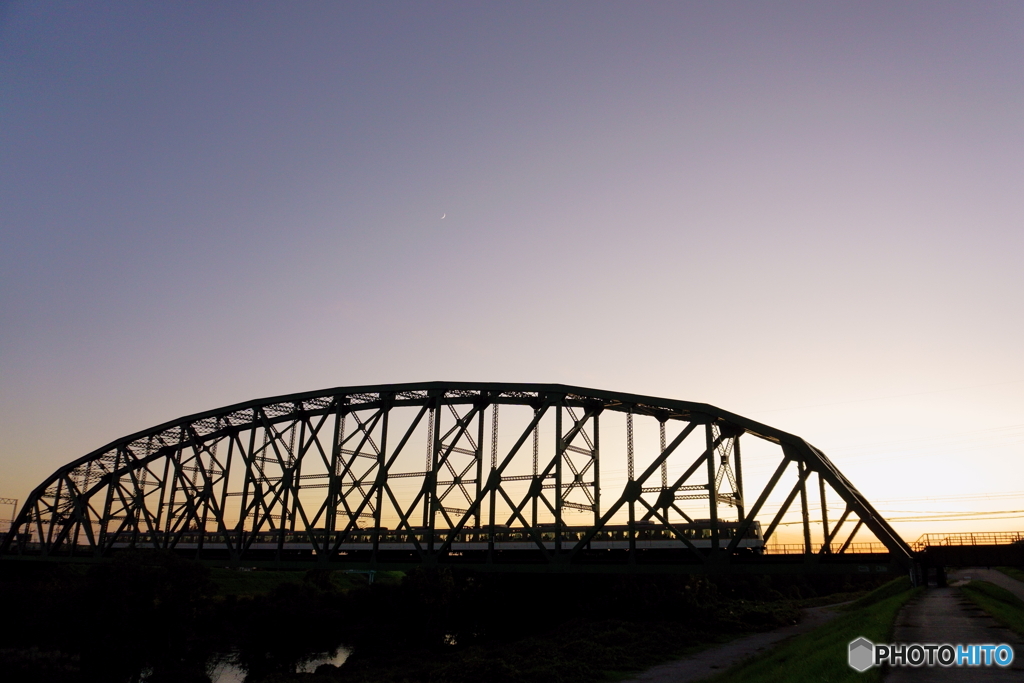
left=441, top=213, right=446, bottom=219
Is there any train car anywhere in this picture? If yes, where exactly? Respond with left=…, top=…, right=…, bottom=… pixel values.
left=105, top=519, right=764, bottom=555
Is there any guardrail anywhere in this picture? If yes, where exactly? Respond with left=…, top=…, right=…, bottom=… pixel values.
left=765, top=542, right=890, bottom=555
left=910, top=531, right=1024, bottom=551
left=766, top=532, right=1024, bottom=555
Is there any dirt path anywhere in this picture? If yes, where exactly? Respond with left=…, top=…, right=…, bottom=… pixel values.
left=883, top=568, right=1024, bottom=682
left=618, top=569, right=1024, bottom=683
left=959, top=567, right=1024, bottom=603
left=616, top=604, right=844, bottom=683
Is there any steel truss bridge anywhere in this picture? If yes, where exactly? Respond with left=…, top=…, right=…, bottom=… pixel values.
left=1, top=382, right=919, bottom=576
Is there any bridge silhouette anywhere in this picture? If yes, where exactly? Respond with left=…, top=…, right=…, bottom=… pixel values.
left=5, top=382, right=1013, bottom=578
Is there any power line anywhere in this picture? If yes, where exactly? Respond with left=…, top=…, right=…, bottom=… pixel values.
left=887, top=514, right=1024, bottom=522
left=873, top=491, right=1024, bottom=503
left=753, top=378, right=1024, bottom=414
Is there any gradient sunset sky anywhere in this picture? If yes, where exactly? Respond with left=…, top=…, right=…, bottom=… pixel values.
left=2, top=2, right=1022, bottom=541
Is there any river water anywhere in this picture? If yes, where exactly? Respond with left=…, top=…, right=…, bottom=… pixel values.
left=204, top=646, right=351, bottom=682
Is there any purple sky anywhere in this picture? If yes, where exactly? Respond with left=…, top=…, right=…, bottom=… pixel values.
left=2, top=2, right=1023, bottom=539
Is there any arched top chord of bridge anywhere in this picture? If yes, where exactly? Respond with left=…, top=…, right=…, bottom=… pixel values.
left=0, top=382, right=915, bottom=574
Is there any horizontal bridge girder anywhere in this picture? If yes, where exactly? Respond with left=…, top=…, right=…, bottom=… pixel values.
left=0, top=553, right=909, bottom=576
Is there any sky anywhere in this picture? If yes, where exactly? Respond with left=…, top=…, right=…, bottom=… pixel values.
left=2, top=2, right=1023, bottom=543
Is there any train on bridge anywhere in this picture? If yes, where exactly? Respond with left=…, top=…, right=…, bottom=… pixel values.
left=2, top=521, right=766, bottom=564
left=97, top=520, right=766, bottom=555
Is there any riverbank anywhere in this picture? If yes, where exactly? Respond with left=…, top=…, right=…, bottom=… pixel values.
left=616, top=602, right=847, bottom=683
left=0, top=552, right=890, bottom=683
left=690, top=577, right=920, bottom=683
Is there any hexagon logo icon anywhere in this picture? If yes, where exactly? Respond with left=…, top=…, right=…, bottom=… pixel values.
left=848, top=637, right=874, bottom=672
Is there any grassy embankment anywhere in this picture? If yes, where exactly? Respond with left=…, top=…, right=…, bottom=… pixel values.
left=702, top=577, right=921, bottom=683
left=960, top=579, right=1024, bottom=638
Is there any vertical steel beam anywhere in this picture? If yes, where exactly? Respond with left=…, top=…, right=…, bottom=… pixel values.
left=277, top=428, right=293, bottom=556
left=626, top=411, right=635, bottom=481
left=78, top=461, right=92, bottom=553
left=734, top=435, right=745, bottom=522
left=659, top=420, right=668, bottom=520
left=488, top=403, right=497, bottom=559
left=627, top=409, right=636, bottom=558
left=555, top=403, right=563, bottom=554
left=532, top=408, right=539, bottom=528
left=156, top=440, right=175, bottom=538
left=217, top=432, right=234, bottom=551
left=291, top=418, right=307, bottom=533
left=70, top=492, right=82, bottom=557
left=593, top=411, right=601, bottom=527
left=660, top=421, right=668, bottom=488
left=427, top=402, right=441, bottom=552
left=372, top=403, right=389, bottom=556
left=474, top=402, right=485, bottom=529
left=423, top=406, right=434, bottom=529
left=706, top=423, right=720, bottom=551
left=326, top=404, right=345, bottom=549
left=237, top=417, right=259, bottom=554
left=798, top=461, right=811, bottom=554
left=45, top=479, right=60, bottom=553
left=197, top=439, right=215, bottom=556
left=98, top=448, right=121, bottom=555
left=136, top=449, right=154, bottom=547
left=818, top=472, right=830, bottom=554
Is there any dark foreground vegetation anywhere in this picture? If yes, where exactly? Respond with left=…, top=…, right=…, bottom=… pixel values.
left=704, top=576, right=919, bottom=683
left=0, top=553, right=890, bottom=683
left=961, top=579, right=1024, bottom=638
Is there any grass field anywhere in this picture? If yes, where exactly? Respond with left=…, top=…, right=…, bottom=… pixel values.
left=701, top=577, right=920, bottom=683
left=960, top=580, right=1024, bottom=638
